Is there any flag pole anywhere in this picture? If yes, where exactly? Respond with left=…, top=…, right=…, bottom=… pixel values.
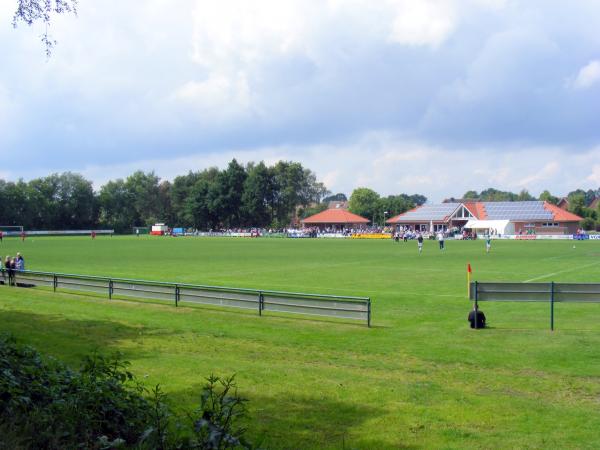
left=467, top=263, right=472, bottom=298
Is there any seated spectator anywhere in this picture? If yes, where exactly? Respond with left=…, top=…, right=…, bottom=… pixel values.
left=468, top=307, right=486, bottom=329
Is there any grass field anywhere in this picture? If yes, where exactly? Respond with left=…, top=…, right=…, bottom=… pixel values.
left=1, top=235, right=600, bottom=449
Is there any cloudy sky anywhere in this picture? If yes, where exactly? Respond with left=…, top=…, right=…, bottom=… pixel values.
left=1, top=0, right=600, bottom=201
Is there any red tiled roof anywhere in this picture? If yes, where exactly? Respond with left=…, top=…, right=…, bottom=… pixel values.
left=543, top=202, right=584, bottom=222
left=463, top=202, right=487, bottom=220
left=302, top=209, right=369, bottom=224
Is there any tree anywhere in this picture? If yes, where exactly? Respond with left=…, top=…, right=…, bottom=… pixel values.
left=55, top=172, right=97, bottom=228
left=13, top=0, right=78, bottom=57
left=298, top=203, right=328, bottom=219
left=516, top=189, right=535, bottom=201
left=0, top=180, right=32, bottom=227
left=323, top=193, right=347, bottom=203
left=463, top=190, right=479, bottom=200
left=408, top=194, right=427, bottom=206
left=539, top=190, right=559, bottom=205
left=478, top=188, right=517, bottom=202
left=183, top=167, right=220, bottom=229
left=185, top=178, right=213, bottom=229
left=348, top=188, right=380, bottom=222
left=157, top=180, right=175, bottom=225
left=568, top=192, right=586, bottom=217
left=125, top=171, right=161, bottom=226
left=98, top=179, right=137, bottom=233
left=208, top=159, right=247, bottom=228
left=241, top=162, right=274, bottom=227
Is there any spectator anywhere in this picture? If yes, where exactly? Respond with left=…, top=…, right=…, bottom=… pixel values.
left=5, top=256, right=15, bottom=286
left=468, top=307, right=486, bottom=329
left=15, top=253, right=25, bottom=271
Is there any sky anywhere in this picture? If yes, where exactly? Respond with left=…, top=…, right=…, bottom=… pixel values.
left=1, top=0, right=600, bottom=202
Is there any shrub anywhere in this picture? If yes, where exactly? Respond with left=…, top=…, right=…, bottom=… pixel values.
left=0, top=335, right=255, bottom=449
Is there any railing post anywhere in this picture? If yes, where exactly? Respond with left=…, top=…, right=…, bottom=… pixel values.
left=175, top=285, right=180, bottom=307
left=474, top=281, right=479, bottom=329
left=53, top=274, right=57, bottom=292
left=367, top=298, right=371, bottom=328
left=550, top=281, right=554, bottom=331
left=109, top=280, right=113, bottom=300
left=258, top=291, right=263, bottom=316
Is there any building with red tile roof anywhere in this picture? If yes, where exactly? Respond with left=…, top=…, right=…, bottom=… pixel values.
left=386, top=201, right=583, bottom=235
left=302, top=209, right=369, bottom=230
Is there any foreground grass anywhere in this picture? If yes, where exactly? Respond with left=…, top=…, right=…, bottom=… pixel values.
left=1, top=236, right=600, bottom=448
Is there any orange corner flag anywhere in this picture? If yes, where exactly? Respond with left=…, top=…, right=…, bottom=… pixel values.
left=467, top=263, right=472, bottom=297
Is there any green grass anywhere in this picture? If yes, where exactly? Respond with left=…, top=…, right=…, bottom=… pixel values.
left=2, top=236, right=600, bottom=449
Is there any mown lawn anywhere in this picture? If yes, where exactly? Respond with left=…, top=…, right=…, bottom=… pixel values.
left=1, top=236, right=600, bottom=449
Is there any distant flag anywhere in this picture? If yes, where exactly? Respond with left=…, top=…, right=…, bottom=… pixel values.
left=467, top=263, right=472, bottom=273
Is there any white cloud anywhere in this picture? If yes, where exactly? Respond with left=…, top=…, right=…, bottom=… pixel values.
left=586, top=163, right=600, bottom=185
left=573, top=60, right=600, bottom=90
left=388, top=0, right=457, bottom=48
left=518, top=161, right=560, bottom=186
left=170, top=73, right=252, bottom=120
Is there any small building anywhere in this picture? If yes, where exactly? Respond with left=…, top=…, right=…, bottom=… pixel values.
left=302, top=209, right=369, bottom=230
left=150, top=223, right=169, bottom=236
left=386, top=203, right=475, bottom=232
left=557, top=198, right=569, bottom=210
left=387, top=201, right=583, bottom=235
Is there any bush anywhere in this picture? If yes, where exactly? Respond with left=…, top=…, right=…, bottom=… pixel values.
left=0, top=335, right=255, bottom=450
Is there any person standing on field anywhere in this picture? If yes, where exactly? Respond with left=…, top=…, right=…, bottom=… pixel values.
left=486, top=236, right=491, bottom=253
left=417, top=233, right=424, bottom=254
left=6, top=256, right=15, bottom=286
left=437, top=231, right=445, bottom=250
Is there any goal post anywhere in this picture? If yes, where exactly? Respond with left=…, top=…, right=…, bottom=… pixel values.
left=0, top=225, right=24, bottom=236
left=132, top=226, right=150, bottom=235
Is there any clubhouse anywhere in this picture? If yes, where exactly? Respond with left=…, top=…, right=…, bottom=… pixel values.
left=386, top=201, right=582, bottom=235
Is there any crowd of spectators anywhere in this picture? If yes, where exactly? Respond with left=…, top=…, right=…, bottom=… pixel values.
left=1, top=253, right=25, bottom=286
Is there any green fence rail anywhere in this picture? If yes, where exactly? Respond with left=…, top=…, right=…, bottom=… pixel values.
left=1, top=269, right=371, bottom=327
left=469, top=281, right=600, bottom=330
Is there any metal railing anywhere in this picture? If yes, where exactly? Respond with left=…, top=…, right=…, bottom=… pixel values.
left=0, top=269, right=371, bottom=326
left=469, top=281, right=600, bottom=330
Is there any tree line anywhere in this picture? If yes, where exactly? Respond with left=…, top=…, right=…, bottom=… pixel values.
left=0, top=160, right=329, bottom=233
left=2, top=167, right=598, bottom=232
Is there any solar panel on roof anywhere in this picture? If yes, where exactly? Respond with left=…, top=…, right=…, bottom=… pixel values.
left=483, top=201, right=551, bottom=220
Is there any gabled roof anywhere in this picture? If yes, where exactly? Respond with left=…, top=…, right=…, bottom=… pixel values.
left=557, top=198, right=569, bottom=210
left=386, top=203, right=461, bottom=223
left=543, top=202, right=584, bottom=222
left=302, top=209, right=369, bottom=224
left=386, top=201, right=583, bottom=224
left=463, top=202, right=487, bottom=220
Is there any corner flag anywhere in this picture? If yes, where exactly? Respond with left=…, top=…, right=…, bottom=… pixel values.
left=467, top=263, right=472, bottom=297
